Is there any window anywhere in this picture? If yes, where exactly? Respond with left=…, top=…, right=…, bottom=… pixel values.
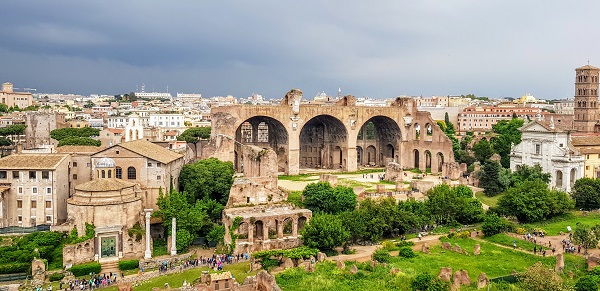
left=215, top=282, right=219, bottom=290
left=225, top=281, right=229, bottom=288
left=148, top=162, right=152, bottom=167
left=29, top=171, right=36, bottom=179
left=587, top=166, right=590, bottom=170
left=17, top=216, right=22, bottom=222
left=535, top=144, right=541, bottom=155
left=46, top=216, right=52, bottom=223
left=0, top=171, right=5, bottom=179
left=42, top=171, right=49, bottom=179
left=18, top=187, right=23, bottom=194
left=31, top=201, right=37, bottom=209
left=12, top=171, right=19, bottom=179
left=32, top=187, right=37, bottom=194
left=47, top=187, right=52, bottom=194
left=116, top=150, right=120, bottom=154
left=157, top=175, right=161, bottom=180
left=73, top=162, right=78, bottom=167
left=559, top=143, right=564, bottom=148
left=17, top=200, right=22, bottom=208
left=45, top=201, right=51, bottom=208
left=127, top=167, right=136, bottom=180
left=108, top=170, right=112, bottom=178
left=157, top=162, right=162, bottom=167
left=101, top=170, right=106, bottom=178
left=73, top=174, right=78, bottom=180
left=116, top=167, right=122, bottom=179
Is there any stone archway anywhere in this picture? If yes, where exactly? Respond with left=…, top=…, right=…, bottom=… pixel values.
left=366, top=146, right=376, bottom=166
left=556, top=170, right=563, bottom=188
left=235, top=116, right=289, bottom=174
left=414, top=149, right=420, bottom=169
left=254, top=220, right=264, bottom=240
left=356, top=146, right=363, bottom=165
left=425, top=150, right=432, bottom=172
left=299, top=115, right=347, bottom=170
left=356, top=116, right=401, bottom=166
left=437, top=152, right=444, bottom=173
left=283, top=218, right=293, bottom=236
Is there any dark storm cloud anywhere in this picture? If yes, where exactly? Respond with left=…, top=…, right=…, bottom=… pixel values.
left=0, top=1, right=599, bottom=98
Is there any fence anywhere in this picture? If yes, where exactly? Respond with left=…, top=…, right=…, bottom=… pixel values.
left=0, top=273, right=28, bottom=283
left=0, top=225, right=50, bottom=235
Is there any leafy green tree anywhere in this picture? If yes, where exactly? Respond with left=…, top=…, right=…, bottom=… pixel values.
left=0, top=124, right=26, bottom=137
left=301, top=213, right=349, bottom=252
left=50, top=127, right=100, bottom=141
left=0, top=137, right=11, bottom=146
left=497, top=179, right=573, bottom=222
left=177, top=127, right=211, bottom=143
left=175, top=229, right=194, bottom=252
left=574, top=275, right=599, bottom=291
left=478, top=160, right=504, bottom=197
left=302, top=182, right=357, bottom=214
left=572, top=223, right=600, bottom=254
left=444, top=112, right=455, bottom=135
left=179, top=158, right=234, bottom=205
left=572, top=178, right=600, bottom=210
left=0, top=104, right=8, bottom=113
left=511, top=164, right=551, bottom=186
left=491, top=118, right=524, bottom=168
left=518, top=262, right=569, bottom=291
left=57, top=137, right=101, bottom=147
left=472, top=139, right=493, bottom=163
left=481, top=213, right=513, bottom=236
left=426, top=184, right=484, bottom=225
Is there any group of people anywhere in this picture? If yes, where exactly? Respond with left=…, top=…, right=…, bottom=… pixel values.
left=155, top=253, right=251, bottom=274
left=58, top=272, right=121, bottom=291
left=362, top=173, right=386, bottom=181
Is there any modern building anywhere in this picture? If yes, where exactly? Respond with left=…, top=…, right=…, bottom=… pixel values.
left=0, top=154, right=71, bottom=227
left=510, top=119, right=583, bottom=192
left=457, top=105, right=541, bottom=134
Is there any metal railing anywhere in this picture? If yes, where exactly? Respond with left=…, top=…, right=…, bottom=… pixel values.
left=0, top=224, right=50, bottom=234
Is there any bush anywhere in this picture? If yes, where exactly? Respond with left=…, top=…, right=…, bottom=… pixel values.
left=396, top=241, right=415, bottom=248
left=482, top=213, right=513, bottom=237
left=0, top=262, right=30, bottom=274
left=575, top=275, right=599, bottom=291
left=49, top=273, right=65, bottom=282
left=261, top=258, right=279, bottom=270
left=398, top=246, right=416, bottom=258
left=118, top=260, right=139, bottom=271
left=411, top=273, right=448, bottom=291
left=453, top=230, right=471, bottom=239
left=69, top=262, right=101, bottom=277
left=382, top=241, right=396, bottom=250
left=515, top=227, right=526, bottom=235
left=372, top=249, right=392, bottom=263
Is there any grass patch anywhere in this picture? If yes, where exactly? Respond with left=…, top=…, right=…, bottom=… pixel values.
left=286, top=191, right=304, bottom=207
left=474, top=191, right=502, bottom=207
left=153, top=239, right=168, bottom=257
left=338, top=179, right=374, bottom=189
left=523, top=211, right=600, bottom=236
left=483, top=233, right=549, bottom=252
left=278, top=174, right=319, bottom=181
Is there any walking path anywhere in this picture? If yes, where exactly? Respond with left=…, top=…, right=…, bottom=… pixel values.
left=328, top=234, right=444, bottom=262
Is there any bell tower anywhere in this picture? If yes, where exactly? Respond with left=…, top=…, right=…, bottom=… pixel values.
left=574, top=64, right=600, bottom=132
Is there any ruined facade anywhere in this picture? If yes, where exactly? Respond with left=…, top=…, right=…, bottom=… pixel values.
left=210, top=89, right=456, bottom=175
left=223, top=145, right=312, bottom=253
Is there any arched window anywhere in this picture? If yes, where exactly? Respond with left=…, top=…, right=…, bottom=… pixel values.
left=127, top=167, right=136, bottom=180
left=241, top=122, right=252, bottom=143
left=257, top=122, right=269, bottom=142
left=108, top=170, right=112, bottom=178
left=101, top=170, right=105, bottom=178
left=116, top=167, right=122, bottom=179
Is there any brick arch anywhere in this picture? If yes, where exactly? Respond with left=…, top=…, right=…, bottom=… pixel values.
left=234, top=116, right=289, bottom=173
left=356, top=115, right=402, bottom=166
left=299, top=115, right=348, bottom=170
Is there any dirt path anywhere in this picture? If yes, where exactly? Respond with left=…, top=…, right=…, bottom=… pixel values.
left=328, top=234, right=444, bottom=262
left=505, top=232, right=600, bottom=257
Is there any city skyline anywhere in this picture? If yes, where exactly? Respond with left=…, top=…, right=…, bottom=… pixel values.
left=0, top=1, right=599, bottom=99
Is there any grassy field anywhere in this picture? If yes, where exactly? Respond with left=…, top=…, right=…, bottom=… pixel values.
left=482, top=233, right=550, bottom=252
left=474, top=191, right=502, bottom=208
left=276, top=237, right=587, bottom=290
left=523, top=211, right=600, bottom=236
left=286, top=191, right=304, bottom=207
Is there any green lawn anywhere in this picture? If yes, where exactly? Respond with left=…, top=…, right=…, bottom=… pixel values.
left=276, top=237, right=587, bottom=290
left=482, top=233, right=549, bottom=252
left=474, top=191, right=502, bottom=208
left=278, top=174, right=319, bottom=181
left=523, top=211, right=600, bottom=236
left=286, top=191, right=304, bottom=207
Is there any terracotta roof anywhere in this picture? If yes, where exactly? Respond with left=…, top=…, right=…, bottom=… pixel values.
left=56, top=145, right=103, bottom=154
left=106, top=128, right=124, bottom=134
left=75, top=178, right=137, bottom=192
left=115, top=139, right=183, bottom=164
left=577, top=147, right=600, bottom=154
left=210, top=271, right=232, bottom=281
left=164, top=131, right=179, bottom=136
left=571, top=136, right=600, bottom=146
left=0, top=154, right=69, bottom=170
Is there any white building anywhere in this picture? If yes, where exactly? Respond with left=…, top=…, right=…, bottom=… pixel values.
left=149, top=113, right=184, bottom=128
left=510, top=119, right=584, bottom=192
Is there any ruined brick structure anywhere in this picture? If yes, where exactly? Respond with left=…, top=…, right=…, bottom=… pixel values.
left=210, top=89, right=457, bottom=176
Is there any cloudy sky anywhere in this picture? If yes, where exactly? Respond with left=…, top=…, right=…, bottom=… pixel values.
left=0, top=1, right=598, bottom=99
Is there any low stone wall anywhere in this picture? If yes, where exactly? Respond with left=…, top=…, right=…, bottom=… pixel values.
left=63, top=239, right=95, bottom=267
left=139, top=253, right=193, bottom=270
left=235, top=237, right=303, bottom=254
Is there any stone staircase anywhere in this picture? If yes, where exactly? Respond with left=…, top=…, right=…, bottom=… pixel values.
left=100, top=260, right=120, bottom=275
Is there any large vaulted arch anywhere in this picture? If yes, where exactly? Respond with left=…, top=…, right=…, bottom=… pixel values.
left=356, top=116, right=402, bottom=166
left=234, top=116, right=289, bottom=173
left=299, top=115, right=348, bottom=169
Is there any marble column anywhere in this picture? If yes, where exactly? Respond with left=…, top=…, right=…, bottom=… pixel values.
left=144, top=209, right=153, bottom=259
left=171, top=217, right=177, bottom=256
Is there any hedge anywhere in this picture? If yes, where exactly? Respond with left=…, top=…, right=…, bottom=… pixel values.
left=118, top=260, right=139, bottom=271
left=0, top=262, right=30, bottom=274
left=69, top=262, right=101, bottom=277
left=49, top=273, right=65, bottom=282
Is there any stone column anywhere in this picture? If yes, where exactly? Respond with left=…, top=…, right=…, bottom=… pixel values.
left=144, top=209, right=153, bottom=259
left=277, top=220, right=283, bottom=239
left=171, top=217, right=177, bottom=256
left=288, top=123, right=300, bottom=175
left=248, top=224, right=254, bottom=243
left=292, top=219, right=298, bottom=237
left=263, top=222, right=269, bottom=241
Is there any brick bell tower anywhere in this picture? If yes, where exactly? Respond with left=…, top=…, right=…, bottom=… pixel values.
left=573, top=64, right=600, bottom=132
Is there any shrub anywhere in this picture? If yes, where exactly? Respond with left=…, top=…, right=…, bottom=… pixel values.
left=412, top=273, right=448, bottom=291
left=515, top=227, right=526, bottom=235
left=69, top=262, right=101, bottom=277
left=382, top=240, right=396, bottom=250
left=118, top=260, right=139, bottom=271
left=589, top=266, right=600, bottom=277
left=482, top=213, right=513, bottom=237
left=453, top=230, right=471, bottom=239
left=396, top=241, right=415, bottom=248
left=398, top=246, right=416, bottom=258
left=261, top=258, right=279, bottom=270
left=0, top=262, right=30, bottom=274
left=575, top=275, right=599, bottom=291
left=49, top=273, right=65, bottom=282
left=372, top=249, right=392, bottom=263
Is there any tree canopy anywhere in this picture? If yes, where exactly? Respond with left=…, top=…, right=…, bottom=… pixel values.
left=472, top=139, right=494, bottom=163
left=478, top=160, right=505, bottom=197
left=572, top=178, right=600, bottom=211
left=177, top=127, right=211, bottom=143
left=179, top=158, right=234, bottom=205
left=57, top=137, right=101, bottom=147
left=0, top=124, right=26, bottom=136
left=50, top=127, right=100, bottom=141
left=426, top=184, right=484, bottom=225
left=301, top=213, right=349, bottom=251
left=497, top=179, right=573, bottom=222
left=491, top=118, right=524, bottom=168
left=302, top=182, right=357, bottom=214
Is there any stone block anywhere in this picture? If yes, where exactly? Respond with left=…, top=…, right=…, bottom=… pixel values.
left=421, top=243, right=430, bottom=254
left=453, top=270, right=470, bottom=286
left=474, top=244, right=480, bottom=255
left=336, top=260, right=346, bottom=270
left=477, top=273, right=488, bottom=289
left=555, top=253, right=564, bottom=272
left=438, top=267, right=452, bottom=282
left=442, top=242, right=452, bottom=250
left=377, top=184, right=386, bottom=194
left=317, top=252, right=327, bottom=262
left=282, top=258, right=294, bottom=269
left=349, top=265, right=358, bottom=274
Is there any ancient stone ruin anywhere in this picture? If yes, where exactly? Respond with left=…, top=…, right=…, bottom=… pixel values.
left=438, top=267, right=453, bottom=282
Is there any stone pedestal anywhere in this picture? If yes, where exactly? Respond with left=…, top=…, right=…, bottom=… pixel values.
left=144, top=209, right=153, bottom=259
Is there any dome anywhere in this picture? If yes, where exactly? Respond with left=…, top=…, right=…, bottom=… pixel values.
left=96, top=157, right=116, bottom=168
